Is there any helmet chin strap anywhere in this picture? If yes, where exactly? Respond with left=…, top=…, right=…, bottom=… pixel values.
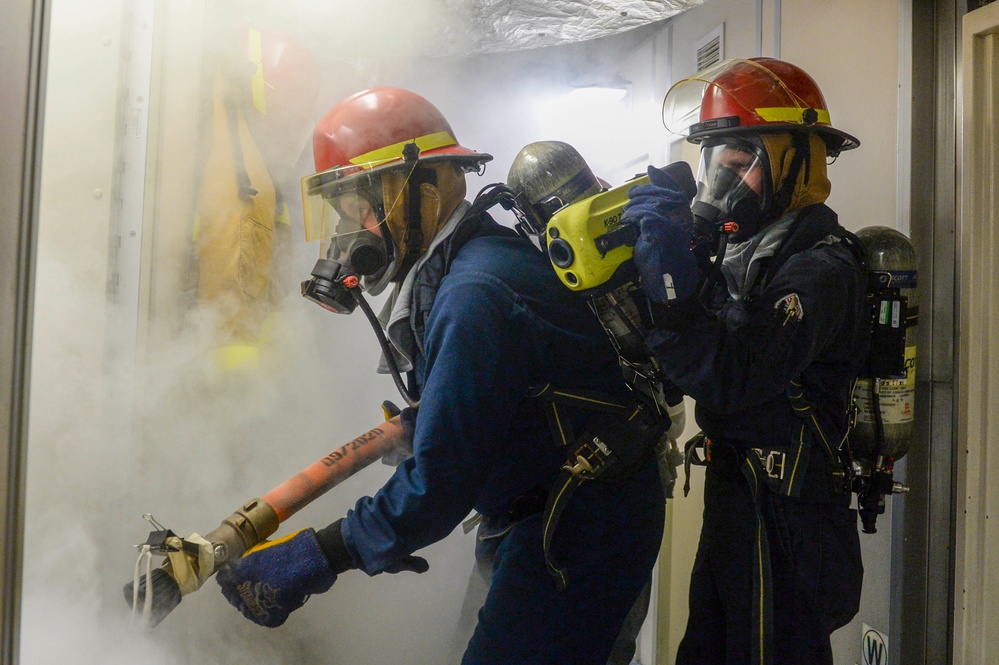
left=394, top=146, right=440, bottom=281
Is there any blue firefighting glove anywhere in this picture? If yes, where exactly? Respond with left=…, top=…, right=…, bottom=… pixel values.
left=622, top=165, right=700, bottom=304
left=216, top=528, right=338, bottom=628
left=314, top=518, right=430, bottom=576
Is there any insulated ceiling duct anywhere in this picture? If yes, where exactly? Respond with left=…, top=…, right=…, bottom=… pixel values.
left=283, top=0, right=705, bottom=58
left=445, top=0, right=706, bottom=54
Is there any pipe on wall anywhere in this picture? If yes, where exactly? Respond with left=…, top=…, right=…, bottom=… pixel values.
left=0, top=0, right=47, bottom=663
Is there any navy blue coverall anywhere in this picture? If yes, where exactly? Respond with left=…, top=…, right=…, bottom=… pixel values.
left=649, top=204, right=867, bottom=665
left=339, top=213, right=665, bottom=664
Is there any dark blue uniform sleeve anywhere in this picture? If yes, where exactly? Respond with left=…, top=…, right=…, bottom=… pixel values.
left=341, top=272, right=537, bottom=574
left=649, top=245, right=858, bottom=414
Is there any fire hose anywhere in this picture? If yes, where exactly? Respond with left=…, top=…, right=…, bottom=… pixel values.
left=123, top=414, right=407, bottom=627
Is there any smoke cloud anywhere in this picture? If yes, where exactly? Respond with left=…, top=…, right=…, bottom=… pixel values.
left=21, top=1, right=671, bottom=663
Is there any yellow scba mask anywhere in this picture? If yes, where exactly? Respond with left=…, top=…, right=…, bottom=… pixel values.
left=759, top=132, right=831, bottom=213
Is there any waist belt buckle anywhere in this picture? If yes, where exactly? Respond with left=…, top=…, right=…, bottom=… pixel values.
left=751, top=448, right=787, bottom=481
left=564, top=436, right=613, bottom=480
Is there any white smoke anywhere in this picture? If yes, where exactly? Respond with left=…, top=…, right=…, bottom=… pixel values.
left=21, top=1, right=672, bottom=663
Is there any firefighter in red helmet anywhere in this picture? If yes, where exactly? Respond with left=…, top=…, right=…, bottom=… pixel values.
left=216, top=87, right=667, bottom=665
left=300, top=86, right=489, bottom=298
left=622, top=58, right=869, bottom=664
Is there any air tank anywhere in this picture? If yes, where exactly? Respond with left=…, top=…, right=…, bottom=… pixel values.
left=851, top=226, right=918, bottom=461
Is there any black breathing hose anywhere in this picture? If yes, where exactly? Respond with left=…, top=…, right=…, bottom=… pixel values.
left=351, top=287, right=421, bottom=409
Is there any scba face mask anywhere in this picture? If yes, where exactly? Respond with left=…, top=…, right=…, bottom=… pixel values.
left=692, top=139, right=771, bottom=243
left=303, top=163, right=411, bottom=297
left=325, top=190, right=391, bottom=276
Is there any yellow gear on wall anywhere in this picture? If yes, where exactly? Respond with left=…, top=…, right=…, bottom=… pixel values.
left=192, top=74, right=281, bottom=369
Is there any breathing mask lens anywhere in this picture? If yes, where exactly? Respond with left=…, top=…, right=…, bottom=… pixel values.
left=693, top=141, right=767, bottom=241
left=322, top=190, right=389, bottom=276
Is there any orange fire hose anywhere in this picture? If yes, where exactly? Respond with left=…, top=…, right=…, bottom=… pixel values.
left=263, top=416, right=405, bottom=521
left=124, top=415, right=407, bottom=626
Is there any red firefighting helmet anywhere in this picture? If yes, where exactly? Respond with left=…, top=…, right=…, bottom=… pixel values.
left=663, top=57, right=859, bottom=157
left=242, top=25, right=320, bottom=124
left=311, top=86, right=491, bottom=177
left=301, top=86, right=492, bottom=243
left=301, top=88, right=492, bottom=293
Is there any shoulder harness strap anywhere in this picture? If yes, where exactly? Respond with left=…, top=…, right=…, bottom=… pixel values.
left=778, top=213, right=866, bottom=497
left=529, top=383, right=665, bottom=589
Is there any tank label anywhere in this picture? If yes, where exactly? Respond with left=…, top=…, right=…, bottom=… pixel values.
left=872, top=269, right=917, bottom=289
left=887, top=270, right=917, bottom=289
left=878, top=300, right=902, bottom=328
left=855, top=346, right=916, bottom=424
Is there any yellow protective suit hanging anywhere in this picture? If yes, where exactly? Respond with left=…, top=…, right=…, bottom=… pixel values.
left=192, top=75, right=284, bottom=370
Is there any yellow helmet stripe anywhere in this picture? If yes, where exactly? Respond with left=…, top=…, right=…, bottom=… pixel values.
left=349, top=131, right=458, bottom=167
left=247, top=27, right=267, bottom=114
left=755, top=107, right=831, bottom=125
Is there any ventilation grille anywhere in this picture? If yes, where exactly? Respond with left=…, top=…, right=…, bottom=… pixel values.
left=694, top=24, right=724, bottom=72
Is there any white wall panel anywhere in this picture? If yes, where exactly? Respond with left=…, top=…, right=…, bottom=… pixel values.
left=956, top=5, right=999, bottom=664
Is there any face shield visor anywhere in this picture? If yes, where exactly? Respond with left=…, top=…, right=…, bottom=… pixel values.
left=661, top=60, right=738, bottom=137
left=301, top=161, right=418, bottom=294
left=692, top=139, right=769, bottom=242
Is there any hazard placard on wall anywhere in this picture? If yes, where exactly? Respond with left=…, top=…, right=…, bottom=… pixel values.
left=862, top=624, right=888, bottom=665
